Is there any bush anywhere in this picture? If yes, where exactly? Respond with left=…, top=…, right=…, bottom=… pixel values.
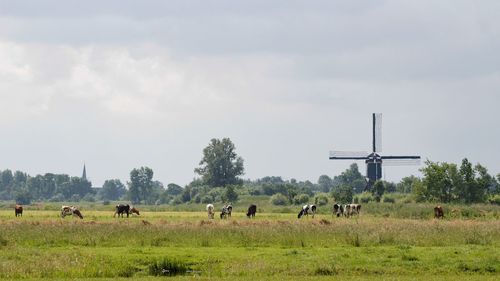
left=201, top=195, right=213, bottom=204
left=359, top=192, right=374, bottom=204
left=314, top=193, right=329, bottom=206
left=488, top=194, right=500, bottom=205
left=82, top=193, right=96, bottom=202
left=270, top=193, right=289, bottom=206
left=293, top=194, right=310, bottom=205
left=382, top=195, right=396, bottom=203
left=15, top=189, right=32, bottom=205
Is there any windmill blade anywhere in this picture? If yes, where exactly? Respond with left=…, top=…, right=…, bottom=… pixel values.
left=329, top=151, right=369, bottom=160
left=373, top=113, right=382, bottom=153
left=381, top=158, right=421, bottom=166
left=381, top=155, right=421, bottom=166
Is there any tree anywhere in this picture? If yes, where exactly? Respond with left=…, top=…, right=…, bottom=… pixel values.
left=100, top=179, right=126, bottom=201
left=333, top=163, right=366, bottom=193
left=128, top=167, right=154, bottom=204
left=372, top=181, right=385, bottom=202
left=331, top=185, right=354, bottom=203
left=397, top=176, right=421, bottom=193
left=223, top=185, right=239, bottom=202
left=195, top=138, right=244, bottom=187
left=317, top=175, right=333, bottom=192
left=166, top=183, right=183, bottom=196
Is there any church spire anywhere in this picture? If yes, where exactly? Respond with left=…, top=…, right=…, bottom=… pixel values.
left=82, top=163, right=87, bottom=181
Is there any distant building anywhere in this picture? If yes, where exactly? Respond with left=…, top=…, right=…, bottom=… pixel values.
left=82, top=164, right=87, bottom=181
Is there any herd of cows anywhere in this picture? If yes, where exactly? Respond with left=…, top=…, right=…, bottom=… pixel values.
left=11, top=203, right=446, bottom=220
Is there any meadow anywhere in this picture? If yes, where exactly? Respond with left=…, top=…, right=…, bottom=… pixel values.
left=0, top=201, right=499, bottom=281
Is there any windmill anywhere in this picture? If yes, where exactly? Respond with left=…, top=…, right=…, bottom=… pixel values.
left=329, top=113, right=421, bottom=190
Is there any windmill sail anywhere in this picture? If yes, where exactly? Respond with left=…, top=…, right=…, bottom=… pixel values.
left=373, top=113, right=382, bottom=153
left=329, top=151, right=368, bottom=160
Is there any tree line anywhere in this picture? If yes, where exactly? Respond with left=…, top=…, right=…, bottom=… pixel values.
left=1, top=138, right=499, bottom=205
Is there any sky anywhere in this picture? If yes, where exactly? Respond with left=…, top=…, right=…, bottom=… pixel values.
left=0, top=0, right=499, bottom=187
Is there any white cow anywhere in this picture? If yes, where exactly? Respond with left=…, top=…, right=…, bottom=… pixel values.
left=206, top=204, right=215, bottom=219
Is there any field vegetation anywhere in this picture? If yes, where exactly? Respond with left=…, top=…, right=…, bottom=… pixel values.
left=0, top=202, right=499, bottom=280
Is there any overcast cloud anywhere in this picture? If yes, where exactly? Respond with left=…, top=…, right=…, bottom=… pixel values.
left=0, top=0, right=499, bottom=187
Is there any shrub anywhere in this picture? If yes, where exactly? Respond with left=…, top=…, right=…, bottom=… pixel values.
left=359, top=192, right=374, bottom=204
left=382, top=196, right=396, bottom=203
left=293, top=194, right=310, bottom=205
left=314, top=193, right=329, bottom=206
left=488, top=194, right=500, bottom=205
left=201, top=195, right=213, bottom=204
left=270, top=193, right=289, bottom=206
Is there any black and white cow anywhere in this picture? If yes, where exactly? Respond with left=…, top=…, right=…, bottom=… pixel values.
left=114, top=204, right=131, bottom=218
left=220, top=204, right=233, bottom=219
left=298, top=204, right=317, bottom=219
left=344, top=204, right=361, bottom=218
left=333, top=203, right=344, bottom=217
left=246, top=204, right=257, bottom=218
left=61, top=206, right=83, bottom=219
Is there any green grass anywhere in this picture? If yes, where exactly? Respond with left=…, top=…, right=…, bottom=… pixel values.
left=0, top=204, right=499, bottom=280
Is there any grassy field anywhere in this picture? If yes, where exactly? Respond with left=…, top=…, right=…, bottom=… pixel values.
left=0, top=203, right=499, bottom=280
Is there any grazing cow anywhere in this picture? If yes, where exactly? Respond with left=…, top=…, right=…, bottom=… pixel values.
left=114, top=204, right=131, bottom=218
left=206, top=204, right=215, bottom=219
left=344, top=204, right=361, bottom=218
left=434, top=206, right=444, bottom=219
left=220, top=204, right=233, bottom=219
left=298, top=204, right=317, bottom=219
left=60, top=206, right=83, bottom=219
left=246, top=204, right=257, bottom=218
left=15, top=205, right=23, bottom=217
left=333, top=203, right=344, bottom=217
left=130, top=207, right=140, bottom=216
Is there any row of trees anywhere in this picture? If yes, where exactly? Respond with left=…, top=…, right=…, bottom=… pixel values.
left=1, top=138, right=499, bottom=205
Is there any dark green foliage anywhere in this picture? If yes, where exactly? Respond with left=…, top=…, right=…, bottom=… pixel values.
left=418, top=159, right=494, bottom=203
left=224, top=185, right=239, bottom=202
left=99, top=179, right=126, bottom=201
left=372, top=181, right=385, bottom=202
left=317, top=175, right=333, bottom=192
left=128, top=167, right=154, bottom=204
left=333, top=163, right=366, bottom=193
left=331, top=185, right=353, bottom=203
left=15, top=189, right=32, bottom=205
left=195, top=138, right=244, bottom=187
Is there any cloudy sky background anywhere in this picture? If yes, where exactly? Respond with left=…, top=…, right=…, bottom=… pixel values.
left=0, top=0, right=499, bottom=187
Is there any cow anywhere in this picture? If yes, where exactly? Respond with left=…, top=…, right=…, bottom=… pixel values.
left=130, top=207, right=140, bottom=216
left=206, top=204, right=215, bottom=219
left=15, top=205, right=23, bottom=217
left=220, top=204, right=233, bottom=219
left=114, top=204, right=131, bottom=218
left=344, top=204, right=361, bottom=218
left=332, top=203, right=344, bottom=217
left=60, top=206, right=83, bottom=219
left=434, top=206, right=444, bottom=219
left=246, top=204, right=257, bottom=218
left=298, top=204, right=317, bottom=219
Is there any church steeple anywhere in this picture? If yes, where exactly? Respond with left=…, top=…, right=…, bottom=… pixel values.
left=82, top=163, right=87, bottom=181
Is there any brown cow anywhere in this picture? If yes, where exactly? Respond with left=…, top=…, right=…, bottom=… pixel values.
left=15, top=205, right=23, bottom=217
left=434, top=206, right=444, bottom=219
left=130, top=207, right=140, bottom=215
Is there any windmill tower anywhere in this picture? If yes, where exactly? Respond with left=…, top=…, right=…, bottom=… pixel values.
left=329, top=113, right=421, bottom=190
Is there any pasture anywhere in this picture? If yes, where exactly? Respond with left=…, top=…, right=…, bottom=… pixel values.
left=0, top=203, right=499, bottom=281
